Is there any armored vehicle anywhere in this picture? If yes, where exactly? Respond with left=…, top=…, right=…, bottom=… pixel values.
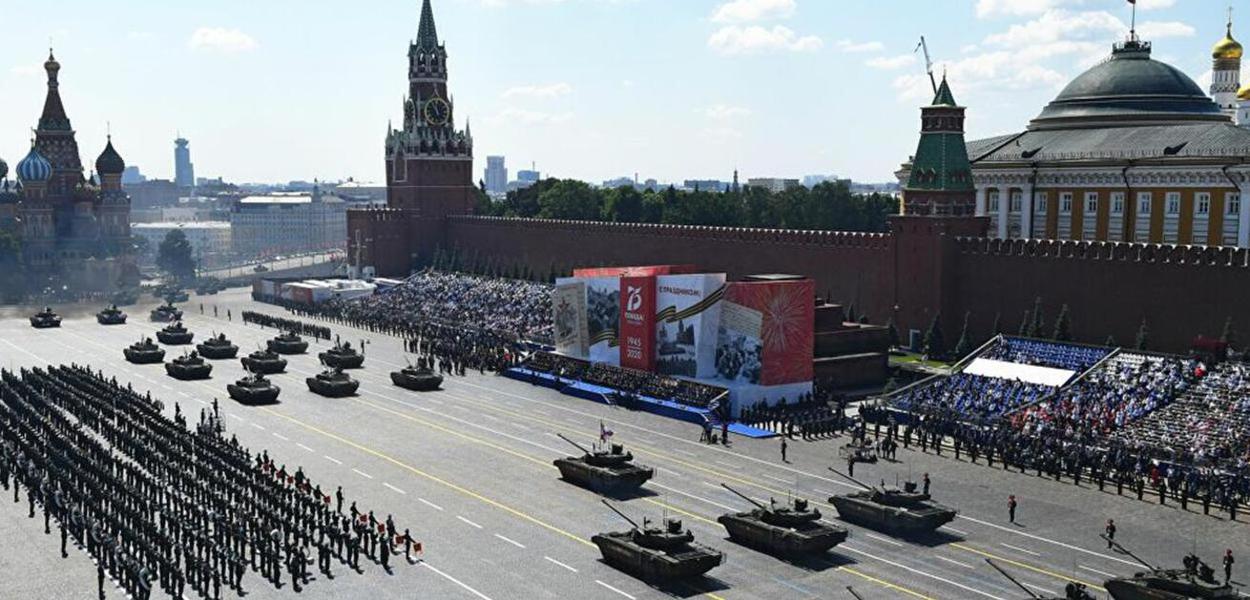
left=390, top=364, right=443, bottom=391
left=318, top=342, right=364, bottom=369
left=30, top=307, right=62, bottom=328
left=267, top=331, right=308, bottom=355
left=1102, top=538, right=1241, bottom=600
left=553, top=434, right=653, bottom=494
left=306, top=368, right=360, bottom=398
left=240, top=349, right=287, bottom=374
left=592, top=500, right=724, bottom=582
left=124, top=338, right=166, bottom=364
left=227, top=372, right=281, bottom=405
left=165, top=352, right=213, bottom=380
left=716, top=484, right=847, bottom=557
left=96, top=305, right=127, bottom=325
left=826, top=469, right=956, bottom=535
left=197, top=334, right=239, bottom=359
left=156, top=321, right=194, bottom=345
left=985, top=558, right=1096, bottom=600
left=150, top=303, right=183, bottom=323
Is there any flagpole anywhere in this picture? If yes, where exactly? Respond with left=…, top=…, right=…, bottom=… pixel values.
left=1130, top=0, right=1137, bottom=41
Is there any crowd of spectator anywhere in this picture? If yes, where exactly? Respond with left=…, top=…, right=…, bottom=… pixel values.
left=890, top=373, right=1056, bottom=422
left=524, top=352, right=726, bottom=409
left=1118, top=361, right=1250, bottom=469
left=980, top=336, right=1110, bottom=372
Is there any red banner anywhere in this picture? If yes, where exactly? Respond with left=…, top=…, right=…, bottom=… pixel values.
left=618, top=275, right=656, bottom=371
left=723, top=279, right=814, bottom=385
left=573, top=264, right=698, bottom=278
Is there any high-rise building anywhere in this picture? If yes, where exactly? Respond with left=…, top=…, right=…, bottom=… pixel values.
left=516, top=169, right=540, bottom=183
left=484, top=156, right=507, bottom=196
left=746, top=177, right=801, bottom=193
left=230, top=189, right=346, bottom=259
left=121, top=165, right=145, bottom=184
left=174, top=137, right=195, bottom=188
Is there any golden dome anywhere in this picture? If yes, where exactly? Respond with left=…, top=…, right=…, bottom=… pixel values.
left=1213, top=25, right=1243, bottom=60
left=1238, top=82, right=1250, bottom=101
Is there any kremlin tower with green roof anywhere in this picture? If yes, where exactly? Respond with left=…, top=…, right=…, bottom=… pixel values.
left=902, top=75, right=976, bottom=217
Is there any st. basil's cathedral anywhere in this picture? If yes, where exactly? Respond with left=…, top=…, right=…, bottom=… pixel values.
left=0, top=51, right=135, bottom=294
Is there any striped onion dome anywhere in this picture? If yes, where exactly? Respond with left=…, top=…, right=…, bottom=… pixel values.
left=16, top=146, right=52, bottom=183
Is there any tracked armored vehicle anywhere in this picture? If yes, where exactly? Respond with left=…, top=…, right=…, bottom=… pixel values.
left=96, top=305, right=127, bottom=325
left=1102, top=538, right=1241, bottom=600
left=827, top=469, right=956, bottom=535
left=30, top=307, right=62, bottom=328
left=165, top=352, right=213, bottom=380
left=318, top=342, right=364, bottom=369
left=592, top=500, right=723, bottom=582
left=240, top=349, right=287, bottom=374
left=306, top=368, right=360, bottom=398
left=197, top=334, right=239, bottom=359
left=149, top=303, right=183, bottom=323
left=985, top=558, right=1096, bottom=600
left=553, top=434, right=653, bottom=494
left=716, top=484, right=847, bottom=557
left=227, top=372, right=281, bottom=405
left=124, top=338, right=166, bottom=364
left=390, top=364, right=443, bottom=391
left=156, top=321, right=194, bottom=345
left=267, top=331, right=308, bottom=354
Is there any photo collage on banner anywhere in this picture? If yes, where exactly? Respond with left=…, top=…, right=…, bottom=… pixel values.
left=552, top=280, right=589, bottom=358
left=654, top=274, right=725, bottom=379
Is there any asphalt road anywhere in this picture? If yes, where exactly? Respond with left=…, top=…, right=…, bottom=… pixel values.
left=0, top=287, right=1246, bottom=600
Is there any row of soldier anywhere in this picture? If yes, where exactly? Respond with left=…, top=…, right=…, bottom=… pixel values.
left=0, top=364, right=417, bottom=599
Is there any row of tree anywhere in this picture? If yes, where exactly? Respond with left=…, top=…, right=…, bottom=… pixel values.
left=476, top=179, right=899, bottom=232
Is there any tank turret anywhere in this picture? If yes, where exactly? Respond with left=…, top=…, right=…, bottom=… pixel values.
left=96, top=304, right=127, bottom=325
left=197, top=333, right=239, bottom=359
left=319, top=341, right=364, bottom=369
left=124, top=337, right=166, bottom=364
left=1101, top=538, right=1239, bottom=600
left=30, top=307, right=62, bottom=329
left=592, top=500, right=723, bottom=582
left=149, top=302, right=183, bottom=322
left=156, top=321, right=194, bottom=345
left=227, top=371, right=281, bottom=405
left=306, top=367, right=360, bottom=398
left=390, top=363, right=443, bottom=391
left=240, top=348, right=287, bottom=374
left=553, top=434, right=653, bottom=494
left=716, top=484, right=847, bottom=557
left=165, top=351, right=213, bottom=380
left=826, top=468, right=956, bottom=535
left=267, top=331, right=308, bottom=354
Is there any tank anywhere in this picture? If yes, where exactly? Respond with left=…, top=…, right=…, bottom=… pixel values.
left=227, top=372, right=281, bottom=405
left=124, top=337, right=166, bottom=364
left=197, top=334, right=239, bottom=359
left=319, top=342, right=364, bottom=369
left=165, top=351, right=213, bottom=380
left=240, top=349, right=287, bottom=374
left=1102, top=539, right=1240, bottom=600
left=156, top=321, right=194, bottom=345
left=390, top=365, right=443, bottom=391
left=826, top=469, right=957, bottom=535
left=716, top=484, right=848, bottom=557
left=592, top=500, right=724, bottom=582
left=985, top=558, right=1096, bottom=600
left=306, top=368, right=360, bottom=398
left=29, top=307, right=62, bottom=328
left=149, top=303, right=183, bottom=323
left=553, top=434, right=653, bottom=494
left=267, top=331, right=308, bottom=355
left=96, top=305, right=127, bottom=325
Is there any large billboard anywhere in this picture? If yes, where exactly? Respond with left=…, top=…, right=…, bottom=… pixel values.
left=584, top=277, right=621, bottom=365
left=654, top=274, right=726, bottom=379
left=552, top=280, right=589, bottom=357
left=573, top=265, right=698, bottom=278
left=618, top=275, right=657, bottom=371
left=717, top=279, right=815, bottom=385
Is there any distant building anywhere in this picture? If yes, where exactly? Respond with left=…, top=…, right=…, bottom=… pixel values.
left=121, top=165, right=145, bottom=184
left=174, top=137, right=194, bottom=188
left=747, top=177, right=801, bottom=193
left=484, top=156, right=507, bottom=196
left=602, top=177, right=634, bottom=189
left=331, top=180, right=387, bottom=205
left=517, top=169, right=540, bottom=183
left=131, top=221, right=232, bottom=267
left=682, top=180, right=729, bottom=192
left=229, top=190, right=346, bottom=259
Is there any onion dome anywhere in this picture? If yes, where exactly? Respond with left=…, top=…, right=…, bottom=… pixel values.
left=16, top=146, right=52, bottom=183
left=95, top=136, right=125, bottom=175
left=1239, top=82, right=1250, bottom=102
left=1213, top=24, right=1243, bottom=60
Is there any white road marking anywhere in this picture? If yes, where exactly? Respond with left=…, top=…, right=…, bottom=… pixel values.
left=457, top=516, right=482, bottom=529
left=425, top=398, right=443, bottom=405
left=1079, top=565, right=1118, bottom=578
left=323, top=455, right=343, bottom=465
left=544, top=556, right=577, bottom=572
left=761, top=473, right=793, bottom=484
left=1001, top=543, right=1042, bottom=557
left=273, top=433, right=289, bottom=441
left=595, top=580, right=636, bottom=600
left=296, top=443, right=314, bottom=453
left=1023, top=582, right=1058, bottom=597
left=250, top=423, right=265, bottom=430
left=418, top=498, right=444, bottom=511
left=227, top=414, right=243, bottom=421
left=864, top=533, right=905, bottom=547
left=511, top=422, right=531, bottom=431
left=383, top=483, right=406, bottom=495
left=420, top=561, right=493, bottom=600
left=956, top=515, right=1140, bottom=568
left=942, top=526, right=970, bottom=536
left=494, top=533, right=525, bottom=548
left=352, top=468, right=373, bottom=480
left=935, top=555, right=976, bottom=569
left=673, top=448, right=697, bottom=457
left=841, top=545, right=1007, bottom=600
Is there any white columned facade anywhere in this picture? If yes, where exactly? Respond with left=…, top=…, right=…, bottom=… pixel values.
left=997, top=186, right=1009, bottom=239
left=975, top=186, right=987, bottom=217
left=1020, top=183, right=1034, bottom=239
left=1237, top=173, right=1250, bottom=248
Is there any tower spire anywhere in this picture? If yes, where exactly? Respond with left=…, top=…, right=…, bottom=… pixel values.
left=417, top=0, right=440, bottom=51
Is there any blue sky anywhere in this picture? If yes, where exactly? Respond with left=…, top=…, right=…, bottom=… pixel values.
left=0, top=0, right=1237, bottom=185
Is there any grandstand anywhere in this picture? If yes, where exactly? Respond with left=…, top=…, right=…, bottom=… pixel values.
left=1115, top=361, right=1250, bottom=466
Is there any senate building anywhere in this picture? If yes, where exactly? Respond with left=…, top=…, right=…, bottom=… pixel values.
left=900, top=17, right=1250, bottom=249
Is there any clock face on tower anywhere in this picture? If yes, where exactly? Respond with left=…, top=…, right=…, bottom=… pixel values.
left=424, top=98, right=451, bottom=126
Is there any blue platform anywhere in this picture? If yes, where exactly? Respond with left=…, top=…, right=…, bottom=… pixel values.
left=504, top=368, right=775, bottom=439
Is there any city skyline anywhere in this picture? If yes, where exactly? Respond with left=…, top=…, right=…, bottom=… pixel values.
left=0, top=0, right=1229, bottom=185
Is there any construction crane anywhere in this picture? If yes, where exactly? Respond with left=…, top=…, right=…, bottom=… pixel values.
left=914, top=36, right=937, bottom=96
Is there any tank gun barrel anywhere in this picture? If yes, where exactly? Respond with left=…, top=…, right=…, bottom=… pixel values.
left=846, top=586, right=867, bottom=600
left=720, top=484, right=766, bottom=509
left=1101, top=535, right=1155, bottom=571
left=558, top=433, right=592, bottom=455
left=828, top=467, right=874, bottom=491
left=600, top=499, right=641, bottom=530
left=984, top=559, right=1042, bottom=599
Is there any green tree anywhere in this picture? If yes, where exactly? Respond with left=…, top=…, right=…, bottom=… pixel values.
left=157, top=229, right=196, bottom=283
left=988, top=311, right=1002, bottom=345
left=1052, top=303, right=1072, bottom=341
left=1018, top=310, right=1031, bottom=336
left=885, top=317, right=901, bottom=349
left=1104, top=334, right=1117, bottom=347
left=923, top=312, right=946, bottom=358
left=1135, top=318, right=1150, bottom=351
left=954, top=311, right=973, bottom=359
left=1220, top=316, right=1238, bottom=349
left=1028, top=297, right=1044, bottom=337
left=602, top=186, right=644, bottom=222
